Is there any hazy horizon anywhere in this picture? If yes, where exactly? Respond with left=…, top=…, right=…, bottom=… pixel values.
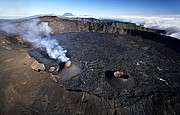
left=0, top=0, right=180, bottom=17
left=0, top=0, right=180, bottom=40
left=0, top=13, right=180, bottom=40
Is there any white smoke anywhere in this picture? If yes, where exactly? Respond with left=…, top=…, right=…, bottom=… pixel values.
left=0, top=19, right=69, bottom=62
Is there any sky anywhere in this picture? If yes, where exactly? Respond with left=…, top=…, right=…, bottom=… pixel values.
left=0, top=0, right=180, bottom=17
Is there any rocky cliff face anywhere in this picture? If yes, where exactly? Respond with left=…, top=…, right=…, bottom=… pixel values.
left=39, top=16, right=165, bottom=35
left=39, top=16, right=179, bottom=53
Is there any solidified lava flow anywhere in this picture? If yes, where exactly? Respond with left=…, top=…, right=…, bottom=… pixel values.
left=24, top=32, right=180, bottom=114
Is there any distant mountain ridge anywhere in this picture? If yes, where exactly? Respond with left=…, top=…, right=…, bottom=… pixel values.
left=61, top=13, right=74, bottom=17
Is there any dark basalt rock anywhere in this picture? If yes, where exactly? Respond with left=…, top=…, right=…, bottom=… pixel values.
left=47, top=32, right=179, bottom=114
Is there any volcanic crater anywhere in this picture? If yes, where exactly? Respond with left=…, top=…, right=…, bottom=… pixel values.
left=0, top=16, right=180, bottom=115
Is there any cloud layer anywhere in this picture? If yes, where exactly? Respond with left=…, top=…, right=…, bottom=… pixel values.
left=105, top=15, right=180, bottom=39
left=68, top=15, right=180, bottom=39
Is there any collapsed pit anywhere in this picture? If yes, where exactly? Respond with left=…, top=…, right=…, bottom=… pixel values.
left=105, top=70, right=136, bottom=90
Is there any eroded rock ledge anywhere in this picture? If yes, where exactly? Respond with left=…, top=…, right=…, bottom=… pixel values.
left=39, top=16, right=165, bottom=35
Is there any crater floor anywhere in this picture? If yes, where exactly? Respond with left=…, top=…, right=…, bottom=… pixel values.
left=0, top=32, right=180, bottom=115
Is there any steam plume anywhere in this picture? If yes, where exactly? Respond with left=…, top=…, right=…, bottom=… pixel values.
left=0, top=19, right=69, bottom=62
